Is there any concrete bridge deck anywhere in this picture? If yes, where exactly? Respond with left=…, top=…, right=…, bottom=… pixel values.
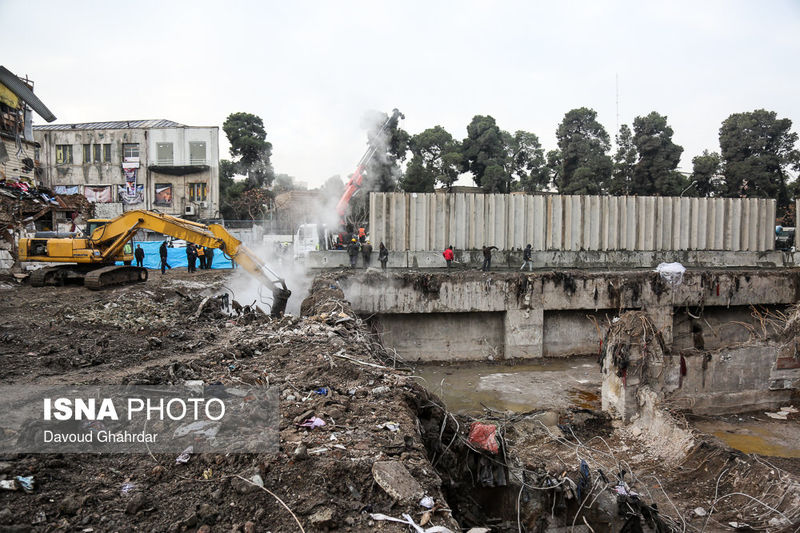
left=331, top=268, right=800, bottom=360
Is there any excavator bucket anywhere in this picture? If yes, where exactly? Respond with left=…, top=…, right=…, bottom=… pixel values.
left=271, top=287, right=291, bottom=317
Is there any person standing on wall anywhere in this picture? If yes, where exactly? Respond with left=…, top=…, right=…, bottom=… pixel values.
left=159, top=241, right=171, bottom=274
left=134, top=244, right=145, bottom=268
left=521, top=244, right=533, bottom=271
left=347, top=238, right=360, bottom=269
left=379, top=242, right=389, bottom=272
left=443, top=245, right=454, bottom=269
left=481, top=245, right=498, bottom=271
left=361, top=240, right=373, bottom=268
left=205, top=246, right=214, bottom=269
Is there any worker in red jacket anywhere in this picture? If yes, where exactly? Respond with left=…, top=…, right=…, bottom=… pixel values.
left=442, top=245, right=454, bottom=269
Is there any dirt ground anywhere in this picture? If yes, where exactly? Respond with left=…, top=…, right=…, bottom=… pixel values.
left=0, top=268, right=799, bottom=532
left=0, top=269, right=458, bottom=532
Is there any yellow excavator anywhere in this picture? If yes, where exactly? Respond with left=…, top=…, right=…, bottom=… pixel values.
left=18, top=210, right=291, bottom=316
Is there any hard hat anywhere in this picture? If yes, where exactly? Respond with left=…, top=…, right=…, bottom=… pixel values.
left=351, top=238, right=356, bottom=242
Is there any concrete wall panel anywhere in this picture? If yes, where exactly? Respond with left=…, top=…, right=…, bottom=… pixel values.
left=368, top=192, right=775, bottom=252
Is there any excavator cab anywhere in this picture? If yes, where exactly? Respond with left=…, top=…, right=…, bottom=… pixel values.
left=86, top=219, right=108, bottom=236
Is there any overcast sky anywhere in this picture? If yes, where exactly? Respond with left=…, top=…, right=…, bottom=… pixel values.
left=2, top=0, right=799, bottom=187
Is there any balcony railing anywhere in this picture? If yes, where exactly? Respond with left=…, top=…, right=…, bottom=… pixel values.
left=153, top=158, right=208, bottom=166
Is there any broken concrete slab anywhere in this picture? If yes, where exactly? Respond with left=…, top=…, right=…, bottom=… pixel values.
left=371, top=460, right=424, bottom=503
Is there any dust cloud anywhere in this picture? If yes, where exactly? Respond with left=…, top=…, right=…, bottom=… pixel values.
left=225, top=241, right=312, bottom=316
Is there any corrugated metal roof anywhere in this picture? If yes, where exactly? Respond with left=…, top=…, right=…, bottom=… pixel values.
left=33, top=119, right=187, bottom=131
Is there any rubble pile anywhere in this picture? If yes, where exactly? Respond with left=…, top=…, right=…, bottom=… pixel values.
left=0, top=180, right=94, bottom=263
left=0, top=270, right=459, bottom=531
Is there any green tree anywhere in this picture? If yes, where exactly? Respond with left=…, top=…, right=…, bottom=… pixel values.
left=691, top=150, right=722, bottom=197
left=718, top=109, right=800, bottom=209
left=222, top=112, right=274, bottom=189
left=400, top=125, right=461, bottom=192
left=609, top=124, right=637, bottom=195
left=461, top=115, right=509, bottom=192
left=555, top=108, right=612, bottom=194
left=400, top=158, right=435, bottom=192
left=546, top=150, right=562, bottom=189
left=631, top=112, right=685, bottom=196
left=504, top=130, right=548, bottom=192
left=364, top=108, right=409, bottom=192
left=219, top=158, right=245, bottom=219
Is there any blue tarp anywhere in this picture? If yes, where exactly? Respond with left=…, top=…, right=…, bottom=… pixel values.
left=120, top=241, right=233, bottom=270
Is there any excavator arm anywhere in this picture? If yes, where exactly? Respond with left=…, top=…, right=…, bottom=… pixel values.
left=335, top=108, right=404, bottom=226
left=90, top=210, right=291, bottom=316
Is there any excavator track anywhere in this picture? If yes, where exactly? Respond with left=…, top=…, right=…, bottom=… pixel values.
left=29, top=265, right=77, bottom=287
left=84, top=265, right=148, bottom=290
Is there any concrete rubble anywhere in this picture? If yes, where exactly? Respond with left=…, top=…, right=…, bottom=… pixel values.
left=0, top=267, right=798, bottom=531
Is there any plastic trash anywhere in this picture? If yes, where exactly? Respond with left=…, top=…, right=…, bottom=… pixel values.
left=655, top=262, right=686, bottom=287
left=175, top=445, right=194, bottom=464
left=14, top=476, right=34, bottom=493
left=314, top=387, right=329, bottom=395
left=370, top=512, right=454, bottom=533
left=298, top=416, right=326, bottom=429
left=419, top=495, right=434, bottom=509
left=468, top=422, right=499, bottom=454
left=0, top=479, right=18, bottom=491
left=378, top=421, right=400, bottom=432
left=120, top=482, right=136, bottom=495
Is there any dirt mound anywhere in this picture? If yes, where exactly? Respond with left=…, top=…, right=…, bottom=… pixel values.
left=0, top=270, right=457, bottom=532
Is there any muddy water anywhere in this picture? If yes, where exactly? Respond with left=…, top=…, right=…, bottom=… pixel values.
left=414, top=356, right=602, bottom=415
left=692, top=416, right=800, bottom=458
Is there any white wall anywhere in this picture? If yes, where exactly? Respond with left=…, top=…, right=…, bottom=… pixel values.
left=370, top=193, right=776, bottom=252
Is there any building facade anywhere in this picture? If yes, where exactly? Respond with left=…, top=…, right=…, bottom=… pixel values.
left=33, top=120, right=220, bottom=219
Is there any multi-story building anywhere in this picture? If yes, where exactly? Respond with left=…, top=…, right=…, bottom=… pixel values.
left=33, top=120, right=220, bottom=219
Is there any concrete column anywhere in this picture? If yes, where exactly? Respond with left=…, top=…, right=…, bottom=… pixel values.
left=505, top=308, right=543, bottom=359
left=549, top=196, right=563, bottom=250
left=455, top=193, right=467, bottom=250
left=618, top=197, right=628, bottom=250
left=587, top=195, right=601, bottom=250
left=645, top=304, right=673, bottom=347
left=714, top=198, right=725, bottom=249
left=730, top=198, right=741, bottom=251
left=657, top=197, right=667, bottom=251
left=626, top=197, right=637, bottom=250
left=533, top=195, right=546, bottom=250
left=705, top=198, right=716, bottom=250
left=475, top=194, right=485, bottom=248
left=690, top=197, right=701, bottom=249
left=748, top=198, right=759, bottom=252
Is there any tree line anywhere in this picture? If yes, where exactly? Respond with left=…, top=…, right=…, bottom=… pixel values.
left=217, top=108, right=800, bottom=220
left=395, top=108, right=800, bottom=211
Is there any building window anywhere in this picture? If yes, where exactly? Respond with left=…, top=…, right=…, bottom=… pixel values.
left=154, top=184, right=173, bottom=206
left=103, top=144, right=111, bottom=162
left=93, top=144, right=101, bottom=163
left=188, top=183, right=207, bottom=202
left=34, top=147, right=40, bottom=161
left=156, top=143, right=173, bottom=165
left=189, top=142, right=206, bottom=165
left=56, top=145, right=73, bottom=165
left=83, top=144, right=91, bottom=163
left=123, top=143, right=139, bottom=159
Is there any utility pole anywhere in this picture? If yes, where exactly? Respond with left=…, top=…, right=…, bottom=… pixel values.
left=615, top=73, right=620, bottom=135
